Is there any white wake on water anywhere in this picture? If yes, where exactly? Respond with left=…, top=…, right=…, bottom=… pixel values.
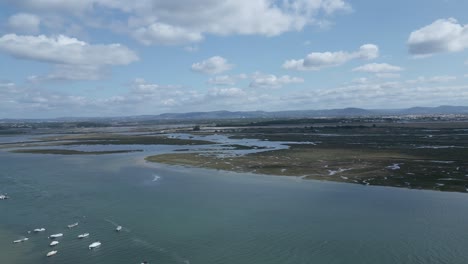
left=152, top=174, right=161, bottom=182
left=104, top=218, right=129, bottom=232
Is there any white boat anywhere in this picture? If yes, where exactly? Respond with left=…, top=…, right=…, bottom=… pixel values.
left=13, top=237, right=28, bottom=243
left=116, top=226, right=122, bottom=232
left=78, top=233, right=89, bottom=239
left=46, top=250, right=58, bottom=257
left=34, top=228, right=46, bottom=232
left=88, top=241, right=101, bottom=249
left=49, top=233, right=63, bottom=239
left=0, top=194, right=9, bottom=200
left=13, top=238, right=28, bottom=243
left=50, top=241, right=59, bottom=246
left=67, top=222, right=79, bottom=228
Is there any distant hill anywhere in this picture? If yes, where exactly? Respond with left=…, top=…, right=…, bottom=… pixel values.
left=398, top=105, right=468, bottom=115
left=2, top=105, right=468, bottom=123
left=157, top=110, right=269, bottom=119
left=156, top=108, right=376, bottom=120
left=145, top=106, right=468, bottom=120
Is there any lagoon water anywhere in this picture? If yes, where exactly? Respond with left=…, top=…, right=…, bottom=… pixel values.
left=1, top=149, right=468, bottom=263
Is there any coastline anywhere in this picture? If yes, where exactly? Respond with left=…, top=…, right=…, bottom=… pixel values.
left=1, top=121, right=467, bottom=194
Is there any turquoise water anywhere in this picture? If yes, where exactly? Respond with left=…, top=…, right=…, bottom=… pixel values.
left=1, top=150, right=468, bottom=264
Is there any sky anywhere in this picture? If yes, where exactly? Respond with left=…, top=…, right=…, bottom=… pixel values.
left=0, top=0, right=468, bottom=118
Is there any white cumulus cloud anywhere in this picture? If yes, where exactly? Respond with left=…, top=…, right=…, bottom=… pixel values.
left=408, top=18, right=468, bottom=56
left=283, top=44, right=378, bottom=71
left=0, top=34, right=138, bottom=80
left=10, top=0, right=352, bottom=45
left=353, top=63, right=403, bottom=73
left=132, top=23, right=203, bottom=45
left=191, top=56, right=233, bottom=75
left=0, top=34, right=138, bottom=65
left=250, top=73, right=304, bottom=88
left=8, top=13, right=41, bottom=33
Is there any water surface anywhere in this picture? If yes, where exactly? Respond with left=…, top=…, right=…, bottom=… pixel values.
left=1, top=150, right=468, bottom=264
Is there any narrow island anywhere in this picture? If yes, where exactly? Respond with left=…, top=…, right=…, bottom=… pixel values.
left=145, top=119, right=468, bottom=193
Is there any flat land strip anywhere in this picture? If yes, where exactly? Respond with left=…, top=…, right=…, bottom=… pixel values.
left=147, top=122, right=468, bottom=192
left=12, top=149, right=142, bottom=155
left=3, top=119, right=468, bottom=193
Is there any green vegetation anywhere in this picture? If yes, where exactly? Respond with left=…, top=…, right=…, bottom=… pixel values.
left=147, top=121, right=468, bottom=193
left=146, top=144, right=468, bottom=192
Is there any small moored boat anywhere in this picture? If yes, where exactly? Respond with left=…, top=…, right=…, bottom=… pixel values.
left=13, top=238, right=28, bottom=243
left=0, top=194, right=9, bottom=200
left=46, top=250, right=58, bottom=257
left=49, top=233, right=63, bottom=239
left=78, top=233, right=89, bottom=239
left=116, top=226, right=122, bottom=232
left=68, top=222, right=79, bottom=228
left=34, top=228, right=46, bottom=233
left=50, top=241, right=59, bottom=246
left=89, top=241, right=101, bottom=249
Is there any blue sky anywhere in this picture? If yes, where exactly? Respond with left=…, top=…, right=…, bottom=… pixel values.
left=0, top=0, right=467, bottom=118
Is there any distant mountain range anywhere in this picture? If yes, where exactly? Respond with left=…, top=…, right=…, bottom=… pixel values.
left=2, top=105, right=468, bottom=123
left=123, top=105, right=468, bottom=120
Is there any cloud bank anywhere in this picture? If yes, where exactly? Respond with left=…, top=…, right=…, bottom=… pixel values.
left=10, top=0, right=352, bottom=45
